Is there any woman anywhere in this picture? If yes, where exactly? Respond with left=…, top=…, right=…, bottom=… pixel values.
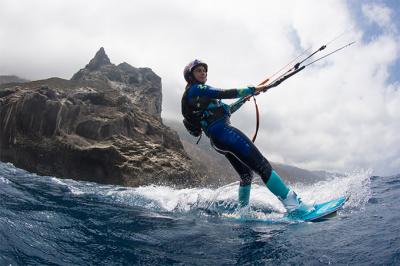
left=181, top=59, right=313, bottom=217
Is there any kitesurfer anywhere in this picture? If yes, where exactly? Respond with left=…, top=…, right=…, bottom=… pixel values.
left=181, top=59, right=313, bottom=216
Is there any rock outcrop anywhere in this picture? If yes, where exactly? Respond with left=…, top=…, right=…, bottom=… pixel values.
left=0, top=49, right=200, bottom=187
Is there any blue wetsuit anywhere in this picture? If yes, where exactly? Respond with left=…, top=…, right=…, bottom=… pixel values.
left=184, top=83, right=274, bottom=188
left=182, top=81, right=307, bottom=211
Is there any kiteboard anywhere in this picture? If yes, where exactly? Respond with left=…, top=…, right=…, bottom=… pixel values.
left=222, top=196, right=347, bottom=223
left=290, top=196, right=347, bottom=222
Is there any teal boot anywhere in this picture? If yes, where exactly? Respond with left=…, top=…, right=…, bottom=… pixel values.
left=238, top=184, right=251, bottom=207
left=265, top=170, right=314, bottom=217
left=265, top=170, right=290, bottom=200
left=281, top=190, right=315, bottom=218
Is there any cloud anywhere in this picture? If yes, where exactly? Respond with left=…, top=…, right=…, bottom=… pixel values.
left=0, top=0, right=399, bottom=176
left=362, top=3, right=394, bottom=30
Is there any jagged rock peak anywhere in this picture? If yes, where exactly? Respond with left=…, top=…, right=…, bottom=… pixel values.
left=86, top=47, right=112, bottom=71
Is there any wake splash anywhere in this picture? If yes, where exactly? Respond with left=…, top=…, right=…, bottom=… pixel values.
left=0, top=161, right=372, bottom=222
left=54, top=169, right=372, bottom=221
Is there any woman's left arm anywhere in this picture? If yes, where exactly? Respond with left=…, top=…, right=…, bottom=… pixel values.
left=194, top=84, right=255, bottom=99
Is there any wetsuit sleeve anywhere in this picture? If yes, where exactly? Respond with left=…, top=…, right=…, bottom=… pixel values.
left=191, top=84, right=255, bottom=99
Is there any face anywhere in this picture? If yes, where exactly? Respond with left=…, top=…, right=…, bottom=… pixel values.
left=192, top=65, right=207, bottom=84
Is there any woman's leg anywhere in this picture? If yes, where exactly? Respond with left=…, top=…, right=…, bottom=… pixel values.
left=210, top=124, right=290, bottom=201
left=211, top=142, right=253, bottom=207
left=225, top=153, right=253, bottom=207
left=209, top=123, right=315, bottom=215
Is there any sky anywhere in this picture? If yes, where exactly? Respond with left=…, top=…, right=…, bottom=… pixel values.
left=1, top=0, right=399, bottom=176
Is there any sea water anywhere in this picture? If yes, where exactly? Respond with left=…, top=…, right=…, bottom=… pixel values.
left=0, top=161, right=399, bottom=265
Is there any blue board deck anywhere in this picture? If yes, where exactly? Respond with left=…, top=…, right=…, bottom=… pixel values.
left=293, top=196, right=347, bottom=222
left=222, top=196, right=347, bottom=223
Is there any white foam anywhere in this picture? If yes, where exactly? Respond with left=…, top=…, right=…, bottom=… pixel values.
left=0, top=176, right=10, bottom=184
left=288, top=169, right=372, bottom=210
left=110, top=184, right=238, bottom=212
left=46, top=168, right=372, bottom=215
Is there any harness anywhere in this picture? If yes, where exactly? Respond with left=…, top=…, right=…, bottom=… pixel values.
left=181, top=88, right=228, bottom=139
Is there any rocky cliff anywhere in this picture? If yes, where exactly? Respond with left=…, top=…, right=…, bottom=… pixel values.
left=0, top=48, right=201, bottom=187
